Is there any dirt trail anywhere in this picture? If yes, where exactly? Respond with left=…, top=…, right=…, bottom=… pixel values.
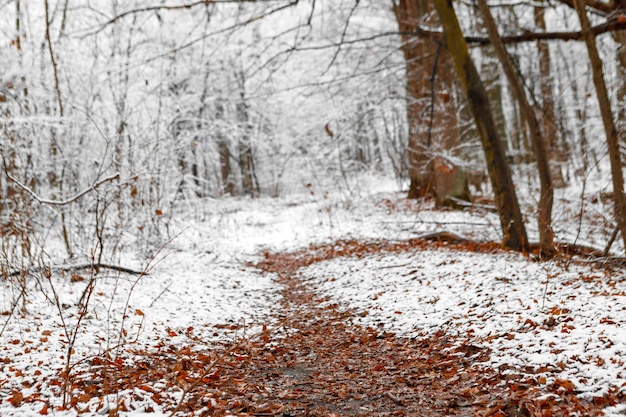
left=242, top=240, right=608, bottom=416
left=85, top=239, right=614, bottom=416
left=246, top=260, right=503, bottom=416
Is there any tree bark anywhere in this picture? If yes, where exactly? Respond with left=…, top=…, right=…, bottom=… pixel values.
left=613, top=28, right=626, bottom=135
left=392, top=0, right=460, bottom=199
left=477, top=0, right=554, bottom=257
left=481, top=52, right=508, bottom=149
left=433, top=0, right=528, bottom=252
left=574, top=0, right=626, bottom=253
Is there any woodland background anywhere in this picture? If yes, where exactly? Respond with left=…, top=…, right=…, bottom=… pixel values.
left=1, top=0, right=626, bottom=295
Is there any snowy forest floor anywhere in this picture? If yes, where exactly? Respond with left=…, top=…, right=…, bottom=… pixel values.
left=2, top=182, right=626, bottom=416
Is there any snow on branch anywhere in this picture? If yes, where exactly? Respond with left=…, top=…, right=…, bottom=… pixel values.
left=92, top=0, right=298, bottom=35
left=5, top=172, right=121, bottom=206
left=398, top=15, right=626, bottom=45
left=8, top=263, right=145, bottom=277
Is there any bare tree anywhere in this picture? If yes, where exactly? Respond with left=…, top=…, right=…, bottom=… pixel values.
left=476, top=0, right=554, bottom=256
left=573, top=0, right=626, bottom=251
left=433, top=0, right=528, bottom=251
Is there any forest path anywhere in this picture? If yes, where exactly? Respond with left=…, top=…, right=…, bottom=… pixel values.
left=83, top=239, right=612, bottom=416
left=235, top=239, right=607, bottom=416
left=246, top=251, right=502, bottom=416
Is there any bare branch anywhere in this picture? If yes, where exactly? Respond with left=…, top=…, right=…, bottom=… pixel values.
left=101, top=0, right=207, bottom=28
left=323, top=0, right=360, bottom=75
left=403, top=14, right=626, bottom=44
left=5, top=172, right=121, bottom=206
left=8, top=263, right=145, bottom=277
left=264, top=14, right=626, bottom=58
left=557, top=0, right=616, bottom=15
left=94, top=0, right=297, bottom=34
left=467, top=15, right=626, bottom=43
left=89, top=0, right=299, bottom=72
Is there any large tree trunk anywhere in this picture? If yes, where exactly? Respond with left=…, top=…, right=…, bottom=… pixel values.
left=433, top=0, right=528, bottom=252
left=477, top=0, right=554, bottom=257
left=574, top=0, right=626, bottom=253
left=392, top=0, right=460, bottom=199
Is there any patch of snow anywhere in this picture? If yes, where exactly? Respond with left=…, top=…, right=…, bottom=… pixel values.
left=300, top=247, right=626, bottom=400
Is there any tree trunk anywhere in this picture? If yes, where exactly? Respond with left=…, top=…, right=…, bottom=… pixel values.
left=534, top=0, right=566, bottom=187
left=477, top=0, right=554, bottom=257
left=190, top=138, right=202, bottom=197
left=574, top=0, right=626, bottom=253
left=392, top=0, right=460, bottom=199
left=481, top=53, right=508, bottom=148
left=219, top=140, right=234, bottom=195
left=433, top=0, right=528, bottom=252
left=613, top=29, right=626, bottom=135
left=355, top=102, right=369, bottom=168
left=236, top=100, right=257, bottom=196
left=216, top=100, right=235, bottom=196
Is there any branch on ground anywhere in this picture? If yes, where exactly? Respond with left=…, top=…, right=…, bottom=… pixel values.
left=8, top=263, right=145, bottom=277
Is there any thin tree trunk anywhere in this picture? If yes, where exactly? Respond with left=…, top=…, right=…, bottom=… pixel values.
left=433, top=0, right=528, bottom=252
left=219, top=141, right=234, bottom=195
left=355, top=103, right=369, bottom=168
left=534, top=0, right=566, bottom=187
left=574, top=0, right=626, bottom=252
left=477, top=0, right=554, bottom=257
left=190, top=139, right=202, bottom=197
left=45, top=0, right=73, bottom=257
left=236, top=101, right=256, bottom=196
left=613, top=29, right=626, bottom=134
left=45, top=0, right=63, bottom=118
left=216, top=101, right=235, bottom=196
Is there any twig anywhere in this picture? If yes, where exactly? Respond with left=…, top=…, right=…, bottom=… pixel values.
left=149, top=281, right=173, bottom=308
left=385, top=392, right=405, bottom=406
left=417, top=231, right=471, bottom=243
left=98, top=1, right=209, bottom=30
left=375, top=263, right=410, bottom=270
left=0, top=291, right=25, bottom=338
left=603, top=226, right=620, bottom=257
left=116, top=232, right=181, bottom=356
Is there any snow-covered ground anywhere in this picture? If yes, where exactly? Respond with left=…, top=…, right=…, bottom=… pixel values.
left=1, top=177, right=625, bottom=415
left=300, top=248, right=626, bottom=412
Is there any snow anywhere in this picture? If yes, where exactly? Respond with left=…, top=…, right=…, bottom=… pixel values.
left=300, top=248, right=626, bottom=400
left=1, top=180, right=626, bottom=415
